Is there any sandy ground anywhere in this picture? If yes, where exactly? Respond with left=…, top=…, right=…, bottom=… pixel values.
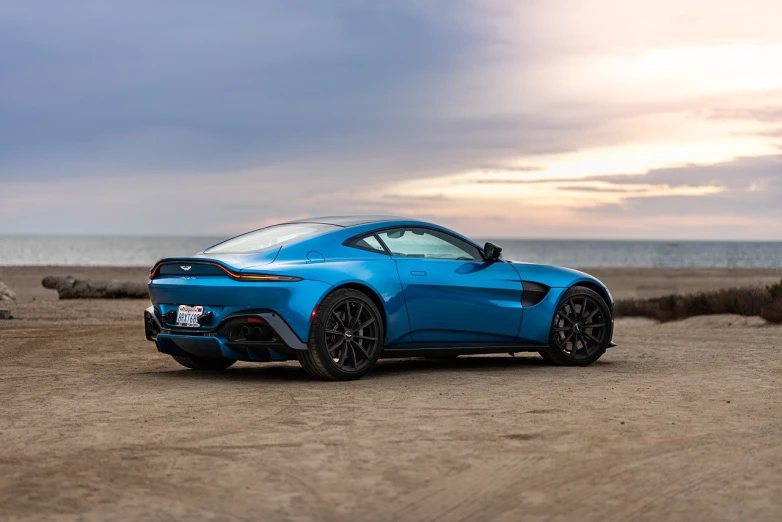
left=1, top=267, right=781, bottom=521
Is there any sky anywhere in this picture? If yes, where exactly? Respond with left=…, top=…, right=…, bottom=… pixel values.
left=1, top=0, right=782, bottom=239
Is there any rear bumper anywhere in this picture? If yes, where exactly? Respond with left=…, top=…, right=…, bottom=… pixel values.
left=144, top=306, right=307, bottom=362
left=148, top=276, right=330, bottom=345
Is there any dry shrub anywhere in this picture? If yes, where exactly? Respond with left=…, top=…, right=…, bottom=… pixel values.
left=615, top=280, right=782, bottom=324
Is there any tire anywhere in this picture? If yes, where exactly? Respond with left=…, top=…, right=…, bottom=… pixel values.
left=171, top=355, right=236, bottom=370
left=297, top=288, right=384, bottom=381
left=539, top=286, right=611, bottom=366
left=537, top=349, right=557, bottom=365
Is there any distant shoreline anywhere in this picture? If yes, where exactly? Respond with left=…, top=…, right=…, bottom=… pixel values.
left=2, top=266, right=781, bottom=304
left=3, top=237, right=782, bottom=268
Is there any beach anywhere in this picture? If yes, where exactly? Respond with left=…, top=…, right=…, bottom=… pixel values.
left=1, top=266, right=781, bottom=520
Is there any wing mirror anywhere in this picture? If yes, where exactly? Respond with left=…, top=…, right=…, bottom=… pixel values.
left=484, top=242, right=503, bottom=261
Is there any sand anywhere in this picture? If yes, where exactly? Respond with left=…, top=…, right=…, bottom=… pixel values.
left=1, top=266, right=781, bottom=521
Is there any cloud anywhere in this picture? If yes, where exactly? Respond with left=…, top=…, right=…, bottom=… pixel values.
left=566, top=155, right=782, bottom=238
left=0, top=1, right=484, bottom=179
left=590, top=155, right=782, bottom=191
left=2, top=0, right=782, bottom=239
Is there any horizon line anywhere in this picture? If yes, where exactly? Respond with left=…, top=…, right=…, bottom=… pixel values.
left=2, top=233, right=782, bottom=243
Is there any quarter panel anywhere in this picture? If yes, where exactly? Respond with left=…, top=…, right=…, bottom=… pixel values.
left=256, top=258, right=412, bottom=345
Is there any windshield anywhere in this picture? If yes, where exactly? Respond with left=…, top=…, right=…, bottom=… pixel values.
left=204, top=223, right=336, bottom=254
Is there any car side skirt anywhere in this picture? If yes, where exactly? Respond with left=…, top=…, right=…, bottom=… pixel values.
left=380, top=343, right=547, bottom=358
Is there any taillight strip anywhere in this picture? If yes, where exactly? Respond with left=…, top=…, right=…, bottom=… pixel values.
left=149, top=261, right=300, bottom=282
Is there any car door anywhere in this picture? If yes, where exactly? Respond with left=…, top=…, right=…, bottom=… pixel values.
left=376, top=227, right=523, bottom=344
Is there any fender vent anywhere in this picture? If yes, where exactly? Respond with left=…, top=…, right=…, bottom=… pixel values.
left=521, top=281, right=550, bottom=307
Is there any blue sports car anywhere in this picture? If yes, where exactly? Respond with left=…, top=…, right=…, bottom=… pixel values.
left=144, top=216, right=615, bottom=380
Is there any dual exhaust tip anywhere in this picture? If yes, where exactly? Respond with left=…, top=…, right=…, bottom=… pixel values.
left=228, top=324, right=275, bottom=343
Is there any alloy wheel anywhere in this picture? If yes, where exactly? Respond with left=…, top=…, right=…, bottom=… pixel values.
left=324, top=298, right=380, bottom=372
left=552, top=296, right=609, bottom=360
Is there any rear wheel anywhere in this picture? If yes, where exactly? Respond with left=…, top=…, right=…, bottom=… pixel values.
left=297, top=289, right=384, bottom=381
left=539, top=286, right=611, bottom=366
left=171, top=355, right=236, bottom=370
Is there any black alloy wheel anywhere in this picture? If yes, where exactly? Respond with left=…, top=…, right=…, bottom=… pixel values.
left=297, top=288, right=384, bottom=380
left=324, top=297, right=381, bottom=372
left=540, top=286, right=611, bottom=366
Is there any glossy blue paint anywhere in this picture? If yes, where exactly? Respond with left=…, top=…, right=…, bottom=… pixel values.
left=394, top=258, right=522, bottom=342
left=510, top=262, right=614, bottom=301
left=510, top=262, right=614, bottom=344
left=146, top=216, right=614, bottom=361
left=149, top=275, right=331, bottom=344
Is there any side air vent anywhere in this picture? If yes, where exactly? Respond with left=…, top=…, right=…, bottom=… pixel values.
left=521, top=281, right=550, bottom=307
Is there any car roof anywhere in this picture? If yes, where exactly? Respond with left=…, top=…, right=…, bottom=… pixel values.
left=283, top=215, right=411, bottom=227
left=278, top=215, right=485, bottom=253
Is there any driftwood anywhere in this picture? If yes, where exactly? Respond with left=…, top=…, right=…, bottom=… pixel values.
left=0, top=281, right=15, bottom=301
left=42, top=276, right=149, bottom=300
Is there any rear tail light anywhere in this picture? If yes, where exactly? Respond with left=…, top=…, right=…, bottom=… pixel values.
left=149, top=261, right=300, bottom=282
left=236, top=273, right=302, bottom=282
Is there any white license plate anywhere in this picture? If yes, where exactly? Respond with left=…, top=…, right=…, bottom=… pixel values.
left=176, top=305, right=204, bottom=327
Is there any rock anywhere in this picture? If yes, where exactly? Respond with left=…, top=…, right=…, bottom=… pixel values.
left=0, top=309, right=12, bottom=320
left=0, top=281, right=16, bottom=301
left=42, top=276, right=149, bottom=300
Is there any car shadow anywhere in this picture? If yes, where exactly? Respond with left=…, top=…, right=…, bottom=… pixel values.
left=375, top=355, right=547, bottom=374
left=136, top=355, right=613, bottom=383
left=372, top=355, right=613, bottom=376
left=138, top=363, right=314, bottom=383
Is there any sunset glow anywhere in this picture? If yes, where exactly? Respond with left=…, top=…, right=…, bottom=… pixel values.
left=2, top=1, right=782, bottom=239
left=383, top=134, right=778, bottom=208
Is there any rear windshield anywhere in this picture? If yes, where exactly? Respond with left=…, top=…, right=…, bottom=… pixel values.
left=204, top=223, right=337, bottom=254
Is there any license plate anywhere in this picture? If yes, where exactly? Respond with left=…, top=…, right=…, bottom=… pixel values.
left=176, top=305, right=204, bottom=327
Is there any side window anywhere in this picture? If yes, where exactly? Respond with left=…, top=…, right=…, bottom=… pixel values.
left=376, top=228, right=482, bottom=261
left=346, top=234, right=388, bottom=254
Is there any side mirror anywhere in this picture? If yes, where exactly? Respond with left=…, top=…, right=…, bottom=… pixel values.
left=484, top=242, right=503, bottom=261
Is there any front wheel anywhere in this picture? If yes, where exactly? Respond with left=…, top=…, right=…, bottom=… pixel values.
left=297, top=288, right=384, bottom=381
left=539, top=286, right=612, bottom=366
left=171, top=355, right=236, bottom=370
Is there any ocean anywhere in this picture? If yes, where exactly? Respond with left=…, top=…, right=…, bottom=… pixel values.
left=1, top=235, right=781, bottom=268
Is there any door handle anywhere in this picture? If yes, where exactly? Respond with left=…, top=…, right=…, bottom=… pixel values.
left=410, top=271, right=427, bottom=276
